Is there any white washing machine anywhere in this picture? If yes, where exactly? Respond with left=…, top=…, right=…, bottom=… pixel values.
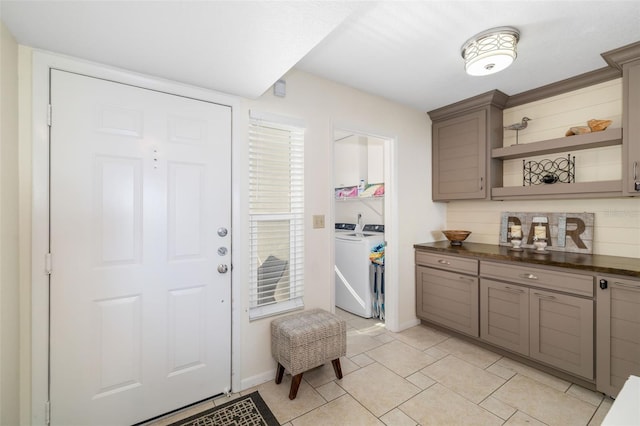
left=335, top=225, right=384, bottom=318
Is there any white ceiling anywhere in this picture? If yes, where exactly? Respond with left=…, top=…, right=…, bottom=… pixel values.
left=2, top=1, right=640, bottom=112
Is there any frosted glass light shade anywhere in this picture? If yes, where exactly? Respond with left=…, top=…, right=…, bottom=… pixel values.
left=461, top=27, right=520, bottom=76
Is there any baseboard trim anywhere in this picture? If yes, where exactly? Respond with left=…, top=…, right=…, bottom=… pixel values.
left=240, top=369, right=276, bottom=392
left=389, top=317, right=421, bottom=333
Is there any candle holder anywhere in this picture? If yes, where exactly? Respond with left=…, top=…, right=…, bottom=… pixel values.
left=533, top=238, right=548, bottom=253
left=509, top=225, right=523, bottom=251
left=510, top=238, right=523, bottom=251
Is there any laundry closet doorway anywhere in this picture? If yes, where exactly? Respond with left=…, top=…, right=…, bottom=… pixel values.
left=40, top=66, right=232, bottom=425
left=333, top=129, right=394, bottom=325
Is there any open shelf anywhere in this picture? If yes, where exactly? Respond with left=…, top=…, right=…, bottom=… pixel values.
left=492, top=128, right=622, bottom=160
left=336, top=196, right=384, bottom=201
left=492, top=180, right=623, bottom=200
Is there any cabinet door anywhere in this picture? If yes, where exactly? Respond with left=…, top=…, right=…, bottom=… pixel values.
left=596, top=276, right=640, bottom=397
left=432, top=110, right=487, bottom=200
left=416, top=266, right=479, bottom=337
left=530, top=289, right=594, bottom=379
left=480, top=279, right=529, bottom=356
left=623, top=59, right=640, bottom=196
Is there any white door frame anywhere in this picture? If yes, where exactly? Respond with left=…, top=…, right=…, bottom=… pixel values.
left=30, top=50, right=242, bottom=425
left=330, top=123, right=399, bottom=332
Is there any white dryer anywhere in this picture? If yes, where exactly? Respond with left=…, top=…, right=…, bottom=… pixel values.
left=335, top=225, right=384, bottom=318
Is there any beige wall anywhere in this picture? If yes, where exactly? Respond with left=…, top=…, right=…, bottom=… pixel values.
left=0, top=20, right=21, bottom=426
left=236, top=68, right=446, bottom=386
left=447, top=80, right=640, bottom=258
left=16, top=52, right=446, bottom=405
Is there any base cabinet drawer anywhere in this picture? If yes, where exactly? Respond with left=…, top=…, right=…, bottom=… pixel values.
left=481, top=261, right=594, bottom=297
left=416, top=266, right=479, bottom=337
left=596, top=276, right=640, bottom=397
left=415, top=251, right=478, bottom=275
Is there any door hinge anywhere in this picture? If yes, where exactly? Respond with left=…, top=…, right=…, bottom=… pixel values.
left=47, top=104, right=52, bottom=127
left=45, top=253, right=52, bottom=275
left=45, top=400, right=51, bottom=425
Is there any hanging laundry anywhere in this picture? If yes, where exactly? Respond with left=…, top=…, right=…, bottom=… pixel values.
left=369, top=242, right=385, bottom=319
left=369, top=242, right=385, bottom=265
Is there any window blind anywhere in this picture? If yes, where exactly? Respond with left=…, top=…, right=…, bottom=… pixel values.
left=248, top=113, right=305, bottom=320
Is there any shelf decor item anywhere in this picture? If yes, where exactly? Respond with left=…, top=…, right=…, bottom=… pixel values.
left=442, top=230, right=472, bottom=246
left=565, top=118, right=612, bottom=136
left=509, top=225, right=523, bottom=250
left=499, top=211, right=594, bottom=254
left=523, top=154, right=575, bottom=186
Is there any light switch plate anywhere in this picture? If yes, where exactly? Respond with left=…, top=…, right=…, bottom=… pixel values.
left=312, top=215, right=325, bottom=229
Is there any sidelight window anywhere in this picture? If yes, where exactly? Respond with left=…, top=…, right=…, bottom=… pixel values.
left=248, top=111, right=305, bottom=320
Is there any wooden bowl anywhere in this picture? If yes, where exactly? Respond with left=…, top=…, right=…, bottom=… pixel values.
left=442, top=230, right=471, bottom=246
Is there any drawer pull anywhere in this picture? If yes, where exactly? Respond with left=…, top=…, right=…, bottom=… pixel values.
left=533, top=292, right=556, bottom=300
left=438, top=259, right=451, bottom=265
left=614, top=282, right=640, bottom=290
left=520, top=273, right=539, bottom=280
left=458, top=276, right=475, bottom=282
left=504, top=286, right=525, bottom=294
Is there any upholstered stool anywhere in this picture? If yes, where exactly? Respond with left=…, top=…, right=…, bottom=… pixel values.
left=271, top=308, right=347, bottom=399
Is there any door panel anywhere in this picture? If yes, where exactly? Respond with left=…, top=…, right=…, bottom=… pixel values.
left=50, top=69, right=231, bottom=425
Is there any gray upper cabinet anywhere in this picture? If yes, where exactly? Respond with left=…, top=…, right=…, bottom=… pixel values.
left=600, top=41, right=640, bottom=196
left=623, top=59, right=640, bottom=195
left=428, top=90, right=507, bottom=201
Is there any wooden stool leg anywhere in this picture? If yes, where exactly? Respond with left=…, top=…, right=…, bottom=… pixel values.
left=331, top=359, right=343, bottom=380
left=275, top=363, right=285, bottom=384
left=289, top=373, right=303, bottom=400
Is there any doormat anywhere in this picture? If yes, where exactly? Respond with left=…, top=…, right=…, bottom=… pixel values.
left=168, top=391, right=280, bottom=426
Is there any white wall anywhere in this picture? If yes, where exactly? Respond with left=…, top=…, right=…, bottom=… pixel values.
left=235, top=68, right=446, bottom=386
left=447, top=80, right=640, bottom=258
left=0, top=20, right=20, bottom=426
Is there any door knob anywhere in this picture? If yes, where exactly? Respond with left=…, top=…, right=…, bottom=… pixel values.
left=217, top=264, right=228, bottom=274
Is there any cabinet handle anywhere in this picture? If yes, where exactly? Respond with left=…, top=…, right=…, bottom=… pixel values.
left=520, top=273, right=539, bottom=280
left=614, top=281, right=640, bottom=290
left=504, top=286, right=525, bottom=294
left=479, top=176, right=484, bottom=191
left=438, top=259, right=451, bottom=265
left=533, top=292, right=556, bottom=300
left=634, top=161, right=638, bottom=181
left=459, top=276, right=475, bottom=282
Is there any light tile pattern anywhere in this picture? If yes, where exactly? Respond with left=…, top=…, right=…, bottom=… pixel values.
left=148, top=309, right=612, bottom=425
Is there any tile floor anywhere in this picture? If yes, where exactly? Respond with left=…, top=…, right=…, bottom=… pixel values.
left=151, top=309, right=613, bottom=426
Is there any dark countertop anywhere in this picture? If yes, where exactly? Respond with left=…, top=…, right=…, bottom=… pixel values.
left=414, top=241, right=640, bottom=278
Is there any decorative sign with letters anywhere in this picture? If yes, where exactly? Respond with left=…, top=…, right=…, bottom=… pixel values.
left=499, top=212, right=594, bottom=254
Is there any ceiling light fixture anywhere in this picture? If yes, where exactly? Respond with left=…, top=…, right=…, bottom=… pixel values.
left=461, top=26, right=520, bottom=76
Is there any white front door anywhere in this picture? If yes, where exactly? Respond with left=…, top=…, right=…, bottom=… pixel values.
left=49, top=69, right=232, bottom=425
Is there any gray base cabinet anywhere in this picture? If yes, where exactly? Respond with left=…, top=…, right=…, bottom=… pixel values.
left=480, top=279, right=529, bottom=356
left=415, top=252, right=479, bottom=337
left=480, top=276, right=594, bottom=379
left=415, top=243, right=639, bottom=396
left=529, top=289, right=594, bottom=380
left=416, top=266, right=479, bottom=337
left=596, top=276, right=640, bottom=397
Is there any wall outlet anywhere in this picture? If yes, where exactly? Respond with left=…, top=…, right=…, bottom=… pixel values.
left=312, top=214, right=325, bottom=229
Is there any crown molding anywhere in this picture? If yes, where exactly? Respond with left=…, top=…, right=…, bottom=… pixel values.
left=505, top=66, right=621, bottom=108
